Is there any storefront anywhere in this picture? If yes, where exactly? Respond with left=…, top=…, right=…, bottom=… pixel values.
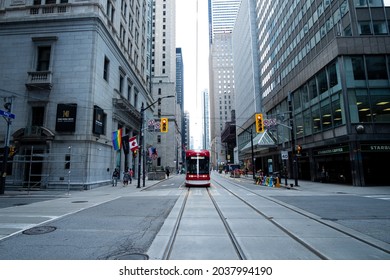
left=313, top=145, right=351, bottom=184
left=361, top=143, right=390, bottom=185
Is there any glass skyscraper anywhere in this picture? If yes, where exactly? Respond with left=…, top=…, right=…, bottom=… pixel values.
left=209, top=0, right=241, bottom=168
left=254, top=0, right=390, bottom=185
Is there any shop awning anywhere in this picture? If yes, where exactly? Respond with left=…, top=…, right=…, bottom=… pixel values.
left=240, top=129, right=278, bottom=153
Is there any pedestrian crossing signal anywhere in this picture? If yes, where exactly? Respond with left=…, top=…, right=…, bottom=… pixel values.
left=255, top=113, right=264, bottom=133
left=160, top=118, right=168, bottom=133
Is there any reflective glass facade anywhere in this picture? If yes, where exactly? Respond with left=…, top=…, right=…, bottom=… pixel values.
left=255, top=0, right=390, bottom=185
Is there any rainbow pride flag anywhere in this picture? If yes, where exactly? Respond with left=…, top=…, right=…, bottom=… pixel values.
left=112, top=128, right=122, bottom=150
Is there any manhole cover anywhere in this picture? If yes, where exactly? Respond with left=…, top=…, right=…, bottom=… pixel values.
left=22, top=226, right=57, bottom=235
left=114, top=253, right=149, bottom=260
left=72, top=201, right=88, bottom=203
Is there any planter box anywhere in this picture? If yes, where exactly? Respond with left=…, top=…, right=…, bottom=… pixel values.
left=148, top=172, right=166, bottom=180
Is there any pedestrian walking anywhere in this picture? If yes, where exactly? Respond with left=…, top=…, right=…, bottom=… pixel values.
left=165, top=166, right=170, bottom=178
left=112, top=168, right=119, bottom=186
left=123, top=168, right=130, bottom=186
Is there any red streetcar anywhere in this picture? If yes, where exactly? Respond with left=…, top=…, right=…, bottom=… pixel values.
left=185, top=149, right=210, bottom=186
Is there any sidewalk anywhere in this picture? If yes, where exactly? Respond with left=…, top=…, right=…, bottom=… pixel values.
left=222, top=171, right=390, bottom=196
left=0, top=176, right=167, bottom=241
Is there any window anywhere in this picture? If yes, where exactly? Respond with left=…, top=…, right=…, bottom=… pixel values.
left=301, top=85, right=309, bottom=104
left=328, top=62, right=338, bottom=87
left=312, top=105, right=321, bottom=133
left=134, top=89, right=138, bottom=108
left=344, top=25, right=352, bottom=36
left=368, top=0, right=382, bottom=7
left=351, top=56, right=366, bottom=80
left=106, top=0, right=115, bottom=23
left=321, top=100, right=332, bottom=130
left=358, top=21, right=372, bottom=35
left=355, top=0, right=367, bottom=7
left=103, top=56, right=110, bottom=81
left=295, top=113, right=303, bottom=138
left=331, top=94, right=343, bottom=126
left=370, top=89, right=390, bottom=122
left=303, top=109, right=312, bottom=136
left=127, top=82, right=132, bottom=101
left=293, top=89, right=301, bottom=110
left=37, top=46, right=51, bottom=71
left=366, top=56, right=388, bottom=79
left=32, top=106, right=45, bottom=126
left=308, top=78, right=317, bottom=99
left=119, top=69, right=125, bottom=94
left=317, top=69, right=328, bottom=94
left=373, top=21, right=387, bottom=35
left=357, top=91, right=372, bottom=122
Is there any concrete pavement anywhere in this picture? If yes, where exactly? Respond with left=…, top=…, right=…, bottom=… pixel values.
left=0, top=176, right=167, bottom=241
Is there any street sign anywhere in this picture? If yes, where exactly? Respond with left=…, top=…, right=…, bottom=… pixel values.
left=263, top=118, right=277, bottom=127
left=281, top=151, right=288, bottom=160
left=0, top=109, right=15, bottom=119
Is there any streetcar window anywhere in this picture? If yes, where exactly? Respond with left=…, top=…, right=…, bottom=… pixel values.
left=186, top=158, right=209, bottom=174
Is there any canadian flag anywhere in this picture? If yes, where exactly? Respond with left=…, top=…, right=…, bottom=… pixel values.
left=129, top=136, right=139, bottom=151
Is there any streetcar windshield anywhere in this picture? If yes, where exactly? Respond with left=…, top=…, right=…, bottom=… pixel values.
left=186, top=156, right=209, bottom=175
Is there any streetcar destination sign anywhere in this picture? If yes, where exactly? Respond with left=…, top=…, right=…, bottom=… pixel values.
left=0, top=109, right=15, bottom=119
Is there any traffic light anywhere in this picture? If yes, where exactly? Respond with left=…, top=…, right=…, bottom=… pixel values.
left=255, top=113, right=264, bottom=133
left=160, top=118, right=168, bottom=133
left=8, top=145, right=17, bottom=159
left=297, top=144, right=302, bottom=155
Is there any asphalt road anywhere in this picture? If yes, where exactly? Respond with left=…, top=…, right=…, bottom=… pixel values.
left=272, top=195, right=390, bottom=244
left=0, top=186, right=180, bottom=260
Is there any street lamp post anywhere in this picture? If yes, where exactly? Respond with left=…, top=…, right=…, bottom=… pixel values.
left=137, top=95, right=174, bottom=188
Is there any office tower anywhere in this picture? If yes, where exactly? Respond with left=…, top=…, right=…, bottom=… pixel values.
left=253, top=0, right=390, bottom=186
left=209, top=0, right=240, bottom=169
left=232, top=0, right=262, bottom=171
left=151, top=0, right=180, bottom=171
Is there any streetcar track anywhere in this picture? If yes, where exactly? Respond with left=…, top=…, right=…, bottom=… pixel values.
left=206, top=187, right=246, bottom=260
left=162, top=186, right=190, bottom=260
left=211, top=179, right=328, bottom=260
left=162, top=186, right=246, bottom=260
left=212, top=176, right=390, bottom=256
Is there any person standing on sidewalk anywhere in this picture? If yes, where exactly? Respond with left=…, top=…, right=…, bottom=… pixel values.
left=129, top=168, right=133, bottom=184
left=112, top=168, right=119, bottom=186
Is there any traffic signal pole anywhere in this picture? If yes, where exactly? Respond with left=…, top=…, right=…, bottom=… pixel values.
left=288, top=93, right=298, bottom=187
left=0, top=98, right=13, bottom=195
left=137, top=95, right=174, bottom=188
left=235, top=124, right=256, bottom=181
